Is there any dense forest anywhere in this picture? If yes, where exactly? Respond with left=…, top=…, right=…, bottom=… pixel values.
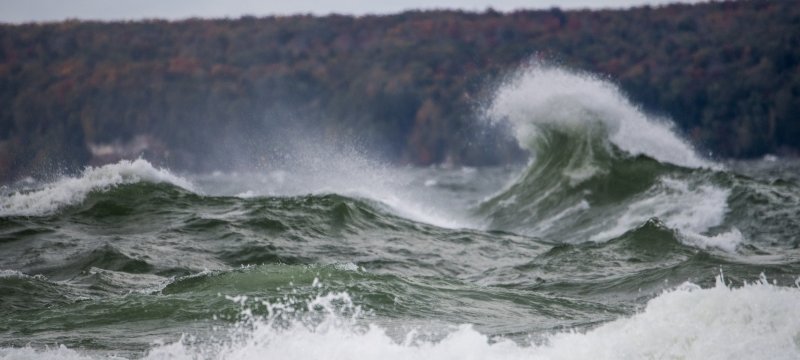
left=0, top=0, right=798, bottom=181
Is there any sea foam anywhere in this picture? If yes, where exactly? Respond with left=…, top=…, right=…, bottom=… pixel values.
left=167, top=275, right=800, bottom=360
left=0, top=159, right=194, bottom=217
left=4, top=274, right=797, bottom=359
left=591, top=176, right=742, bottom=251
left=149, top=273, right=800, bottom=360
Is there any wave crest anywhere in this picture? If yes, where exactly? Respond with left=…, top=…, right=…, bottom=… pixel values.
left=487, top=65, right=710, bottom=169
left=0, top=159, right=194, bottom=217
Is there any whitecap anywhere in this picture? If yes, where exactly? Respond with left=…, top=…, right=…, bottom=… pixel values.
left=0, top=159, right=194, bottom=217
left=488, top=64, right=712, bottom=169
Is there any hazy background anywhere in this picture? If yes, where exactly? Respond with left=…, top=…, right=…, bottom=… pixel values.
left=2, top=0, right=708, bottom=22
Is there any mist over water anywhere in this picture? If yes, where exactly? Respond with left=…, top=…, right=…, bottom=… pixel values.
left=2, top=66, right=800, bottom=359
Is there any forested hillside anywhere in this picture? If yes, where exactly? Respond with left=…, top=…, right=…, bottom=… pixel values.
left=1, top=0, right=798, bottom=180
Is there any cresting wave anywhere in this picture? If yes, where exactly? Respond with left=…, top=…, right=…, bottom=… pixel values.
left=487, top=65, right=710, bottom=169
left=0, top=159, right=194, bottom=217
left=3, top=274, right=799, bottom=360
left=480, top=65, right=743, bottom=251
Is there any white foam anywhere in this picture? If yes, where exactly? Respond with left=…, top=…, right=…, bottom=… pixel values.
left=0, top=269, right=27, bottom=278
left=0, top=269, right=46, bottom=280
left=590, top=176, right=742, bottom=251
left=0, top=345, right=120, bottom=360
left=488, top=64, right=711, bottom=169
left=0, top=159, right=194, bottom=217
left=234, top=190, right=257, bottom=198
left=147, top=275, right=800, bottom=360
left=680, top=228, right=743, bottom=253
left=534, top=274, right=800, bottom=360
left=5, top=275, right=799, bottom=359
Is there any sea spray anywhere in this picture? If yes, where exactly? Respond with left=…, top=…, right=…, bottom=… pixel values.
left=486, top=64, right=709, bottom=169
left=195, top=142, right=477, bottom=230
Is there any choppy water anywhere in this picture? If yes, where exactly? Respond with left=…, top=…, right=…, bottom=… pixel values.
left=2, top=66, right=799, bottom=359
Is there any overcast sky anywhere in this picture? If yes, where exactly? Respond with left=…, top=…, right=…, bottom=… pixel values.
left=1, top=0, right=708, bottom=23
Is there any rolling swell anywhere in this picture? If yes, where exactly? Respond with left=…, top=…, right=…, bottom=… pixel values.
left=1, top=180, right=434, bottom=276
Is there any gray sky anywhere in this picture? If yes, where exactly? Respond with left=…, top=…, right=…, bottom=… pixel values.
left=1, top=0, right=707, bottom=23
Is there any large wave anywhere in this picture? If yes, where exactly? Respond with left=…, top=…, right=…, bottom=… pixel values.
left=487, top=65, right=709, bottom=169
left=478, top=65, right=742, bottom=251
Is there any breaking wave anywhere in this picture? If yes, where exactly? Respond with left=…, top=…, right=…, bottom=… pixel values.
left=0, top=159, right=194, bottom=217
left=4, top=274, right=798, bottom=360
left=479, top=65, right=743, bottom=251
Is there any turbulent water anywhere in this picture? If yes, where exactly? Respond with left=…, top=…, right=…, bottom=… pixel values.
left=2, top=66, right=800, bottom=359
